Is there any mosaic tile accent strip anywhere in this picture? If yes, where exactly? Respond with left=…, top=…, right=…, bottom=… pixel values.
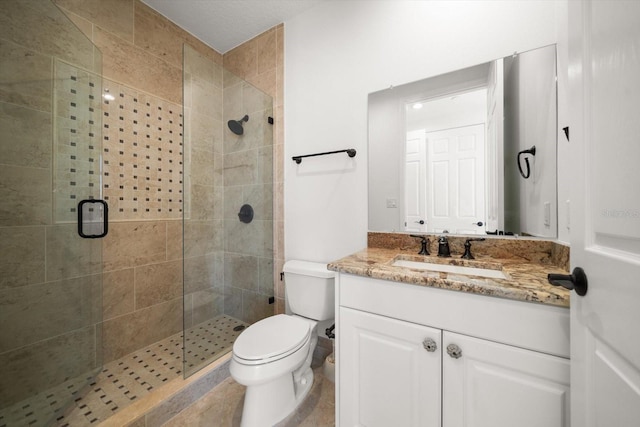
left=0, top=315, right=245, bottom=427
left=101, top=80, right=186, bottom=221
left=53, top=60, right=102, bottom=224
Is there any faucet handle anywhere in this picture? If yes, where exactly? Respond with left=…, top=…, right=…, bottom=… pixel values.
left=410, top=234, right=430, bottom=255
left=461, top=238, right=486, bottom=259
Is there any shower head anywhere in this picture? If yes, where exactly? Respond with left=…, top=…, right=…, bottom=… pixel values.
left=227, top=115, right=249, bottom=135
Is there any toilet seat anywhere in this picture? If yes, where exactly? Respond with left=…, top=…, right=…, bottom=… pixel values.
left=233, top=315, right=311, bottom=365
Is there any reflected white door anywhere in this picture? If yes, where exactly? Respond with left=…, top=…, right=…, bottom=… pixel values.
left=426, top=124, right=485, bottom=234
left=569, top=1, right=640, bottom=425
left=404, top=130, right=427, bottom=232
left=486, top=59, right=504, bottom=233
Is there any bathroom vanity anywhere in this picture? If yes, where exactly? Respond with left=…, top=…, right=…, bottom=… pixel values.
left=329, top=234, right=571, bottom=427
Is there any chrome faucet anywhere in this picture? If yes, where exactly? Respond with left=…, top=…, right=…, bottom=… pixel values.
left=437, top=236, right=451, bottom=257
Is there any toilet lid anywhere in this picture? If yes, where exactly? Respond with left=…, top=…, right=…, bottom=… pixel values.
left=233, top=315, right=311, bottom=362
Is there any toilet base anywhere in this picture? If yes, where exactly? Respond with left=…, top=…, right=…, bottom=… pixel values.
left=240, top=368, right=314, bottom=427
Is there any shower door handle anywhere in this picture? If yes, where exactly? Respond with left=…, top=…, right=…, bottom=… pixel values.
left=78, top=199, right=109, bottom=238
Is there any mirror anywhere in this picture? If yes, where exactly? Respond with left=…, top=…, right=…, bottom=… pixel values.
left=368, top=45, right=557, bottom=237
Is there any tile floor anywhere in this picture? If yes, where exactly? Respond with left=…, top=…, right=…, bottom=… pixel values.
left=162, top=365, right=335, bottom=427
left=0, top=315, right=246, bottom=427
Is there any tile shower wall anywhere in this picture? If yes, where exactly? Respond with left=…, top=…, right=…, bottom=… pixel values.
left=0, top=0, right=103, bottom=407
left=53, top=0, right=224, bottom=362
left=182, top=45, right=225, bottom=336
left=222, top=70, right=274, bottom=324
left=224, top=25, right=286, bottom=315
left=55, top=0, right=285, bottom=360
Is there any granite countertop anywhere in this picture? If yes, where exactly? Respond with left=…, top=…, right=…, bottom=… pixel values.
left=328, top=247, right=571, bottom=308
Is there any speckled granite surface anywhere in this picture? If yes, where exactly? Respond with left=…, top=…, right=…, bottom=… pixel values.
left=328, top=233, right=571, bottom=308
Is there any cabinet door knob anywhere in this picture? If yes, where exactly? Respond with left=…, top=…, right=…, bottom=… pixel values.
left=447, top=343, right=462, bottom=359
left=423, top=338, right=437, bottom=352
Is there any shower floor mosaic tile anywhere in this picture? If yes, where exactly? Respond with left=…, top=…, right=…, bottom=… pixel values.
left=0, top=315, right=246, bottom=427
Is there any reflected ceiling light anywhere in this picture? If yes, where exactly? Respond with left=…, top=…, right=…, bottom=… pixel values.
left=102, top=89, right=115, bottom=101
left=412, top=103, right=423, bottom=109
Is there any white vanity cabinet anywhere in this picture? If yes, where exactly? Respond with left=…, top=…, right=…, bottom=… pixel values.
left=340, top=307, right=442, bottom=427
left=336, top=273, right=570, bottom=427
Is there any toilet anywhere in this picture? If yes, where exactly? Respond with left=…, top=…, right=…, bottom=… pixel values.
left=230, top=260, right=335, bottom=427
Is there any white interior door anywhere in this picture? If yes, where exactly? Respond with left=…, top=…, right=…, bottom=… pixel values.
left=569, top=1, right=640, bottom=425
left=404, top=130, right=427, bottom=232
left=426, top=124, right=485, bottom=234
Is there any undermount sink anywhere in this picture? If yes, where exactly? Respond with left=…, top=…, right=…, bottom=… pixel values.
left=391, top=258, right=508, bottom=279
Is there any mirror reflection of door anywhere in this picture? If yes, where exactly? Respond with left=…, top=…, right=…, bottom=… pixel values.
left=404, top=130, right=427, bottom=232
left=426, top=124, right=485, bottom=234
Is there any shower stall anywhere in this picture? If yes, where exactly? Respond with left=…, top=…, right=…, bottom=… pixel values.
left=0, top=1, right=274, bottom=425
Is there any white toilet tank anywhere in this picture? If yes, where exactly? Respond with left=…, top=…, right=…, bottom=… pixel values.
left=283, top=260, right=335, bottom=321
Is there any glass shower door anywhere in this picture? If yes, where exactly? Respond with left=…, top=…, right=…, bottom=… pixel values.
left=0, top=0, right=104, bottom=425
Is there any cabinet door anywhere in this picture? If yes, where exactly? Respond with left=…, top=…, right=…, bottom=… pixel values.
left=339, top=307, right=441, bottom=427
left=442, top=331, right=570, bottom=427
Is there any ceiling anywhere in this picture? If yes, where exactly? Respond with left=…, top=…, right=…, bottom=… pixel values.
left=142, top=0, right=326, bottom=54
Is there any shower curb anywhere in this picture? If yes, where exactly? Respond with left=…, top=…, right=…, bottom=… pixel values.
left=97, top=353, right=231, bottom=427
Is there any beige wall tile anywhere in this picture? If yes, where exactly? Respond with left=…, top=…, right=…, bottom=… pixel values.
left=0, top=227, right=45, bottom=289
left=223, top=219, right=272, bottom=258
left=190, top=288, right=224, bottom=325
left=256, top=28, right=277, bottom=75
left=184, top=45, right=214, bottom=84
left=102, top=297, right=181, bottom=362
left=183, top=220, right=222, bottom=258
left=0, top=326, right=96, bottom=406
left=135, top=259, right=182, bottom=309
left=46, top=224, right=102, bottom=281
left=190, top=110, right=220, bottom=153
left=223, top=40, right=257, bottom=80
left=183, top=33, right=223, bottom=66
left=0, top=165, right=51, bottom=226
left=102, top=221, right=167, bottom=271
left=54, top=0, right=134, bottom=42
left=190, top=148, right=216, bottom=186
left=244, top=183, right=273, bottom=221
left=223, top=286, right=242, bottom=320
left=184, top=253, right=220, bottom=294
left=94, top=27, right=182, bottom=104
left=0, top=274, right=100, bottom=353
left=224, top=254, right=258, bottom=292
left=0, top=0, right=94, bottom=71
left=190, top=184, right=217, bottom=220
left=103, top=268, right=135, bottom=320
left=166, top=219, right=183, bottom=261
left=258, top=146, right=274, bottom=184
left=224, top=150, right=257, bottom=186
left=57, top=7, right=93, bottom=41
left=242, top=289, right=273, bottom=324
left=0, top=101, right=52, bottom=168
left=258, top=256, right=274, bottom=296
left=134, top=1, right=184, bottom=68
left=0, top=39, right=52, bottom=111
left=247, top=69, right=277, bottom=98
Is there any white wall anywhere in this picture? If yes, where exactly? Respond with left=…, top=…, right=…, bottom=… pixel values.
left=284, top=0, right=559, bottom=262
